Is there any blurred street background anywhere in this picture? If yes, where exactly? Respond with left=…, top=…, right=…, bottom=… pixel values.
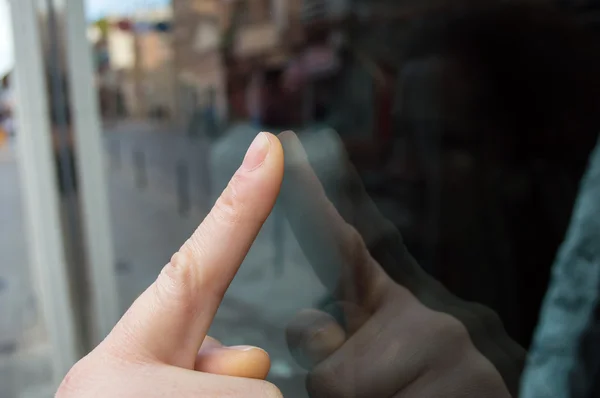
left=2, top=0, right=600, bottom=397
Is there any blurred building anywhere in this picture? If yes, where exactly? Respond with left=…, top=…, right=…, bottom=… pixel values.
left=91, top=7, right=176, bottom=121
left=220, top=0, right=303, bottom=123
left=137, top=22, right=177, bottom=121
left=288, top=0, right=348, bottom=125
left=172, top=0, right=227, bottom=125
left=170, top=0, right=303, bottom=126
left=101, top=26, right=133, bottom=119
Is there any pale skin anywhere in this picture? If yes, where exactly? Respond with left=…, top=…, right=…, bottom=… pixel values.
left=58, top=132, right=515, bottom=397
left=57, top=132, right=283, bottom=397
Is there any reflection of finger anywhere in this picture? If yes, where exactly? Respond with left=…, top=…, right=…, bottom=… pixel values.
left=280, top=131, right=525, bottom=394
left=195, top=341, right=271, bottom=380
left=334, top=148, right=526, bottom=395
left=286, top=309, right=346, bottom=369
left=306, top=305, right=432, bottom=398
left=279, top=131, right=389, bottom=310
left=103, top=132, right=284, bottom=369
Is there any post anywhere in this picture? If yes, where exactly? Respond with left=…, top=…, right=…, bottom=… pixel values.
left=112, top=139, right=122, bottom=170
left=198, top=137, right=212, bottom=213
left=133, top=30, right=145, bottom=118
left=273, top=202, right=285, bottom=277
left=133, top=149, right=148, bottom=189
left=176, top=160, right=191, bottom=216
left=9, top=0, right=79, bottom=385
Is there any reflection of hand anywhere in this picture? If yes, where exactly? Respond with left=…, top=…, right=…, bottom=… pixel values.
left=280, top=131, right=524, bottom=397
left=57, top=133, right=284, bottom=397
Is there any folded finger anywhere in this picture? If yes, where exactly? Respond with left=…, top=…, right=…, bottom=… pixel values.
left=286, top=309, right=347, bottom=369
left=281, top=130, right=525, bottom=392
left=195, top=340, right=271, bottom=380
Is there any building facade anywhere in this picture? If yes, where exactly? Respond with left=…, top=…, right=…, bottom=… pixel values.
left=172, top=0, right=227, bottom=126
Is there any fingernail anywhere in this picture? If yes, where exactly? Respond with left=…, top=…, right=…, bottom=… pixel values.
left=228, top=345, right=268, bottom=354
left=242, top=132, right=270, bottom=171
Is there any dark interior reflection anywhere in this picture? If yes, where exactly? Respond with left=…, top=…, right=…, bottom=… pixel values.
left=257, top=2, right=600, bottom=351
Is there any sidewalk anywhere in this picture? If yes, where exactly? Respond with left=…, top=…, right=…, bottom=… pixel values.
left=0, top=143, right=54, bottom=398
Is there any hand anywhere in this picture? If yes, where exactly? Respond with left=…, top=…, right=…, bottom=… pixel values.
left=279, top=131, right=524, bottom=397
left=57, top=133, right=284, bottom=397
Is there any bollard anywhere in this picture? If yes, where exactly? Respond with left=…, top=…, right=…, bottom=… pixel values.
left=115, top=260, right=131, bottom=274
left=201, top=159, right=212, bottom=212
left=197, top=139, right=212, bottom=213
left=133, top=149, right=147, bottom=190
left=273, top=202, right=285, bottom=277
left=112, top=140, right=121, bottom=170
left=176, top=160, right=191, bottom=217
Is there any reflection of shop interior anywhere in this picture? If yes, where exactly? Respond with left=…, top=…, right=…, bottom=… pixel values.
left=283, top=0, right=404, bottom=145
left=90, top=9, right=176, bottom=122
left=222, top=0, right=289, bottom=124
left=170, top=0, right=381, bottom=132
left=220, top=0, right=350, bottom=127
left=172, top=0, right=227, bottom=127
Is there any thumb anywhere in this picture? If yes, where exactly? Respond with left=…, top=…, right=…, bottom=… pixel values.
left=99, top=132, right=284, bottom=369
left=287, top=309, right=346, bottom=369
left=194, top=337, right=271, bottom=380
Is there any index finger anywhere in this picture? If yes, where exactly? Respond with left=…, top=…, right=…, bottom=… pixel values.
left=101, top=132, right=284, bottom=369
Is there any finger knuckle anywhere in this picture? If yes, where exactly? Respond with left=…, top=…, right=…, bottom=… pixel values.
left=287, top=310, right=337, bottom=343
left=165, top=250, right=195, bottom=283
left=306, top=366, right=342, bottom=398
left=154, top=251, right=199, bottom=313
left=342, top=225, right=378, bottom=304
left=345, top=226, right=372, bottom=277
left=433, top=313, right=471, bottom=353
left=211, top=175, right=246, bottom=226
left=471, top=365, right=503, bottom=389
left=258, top=381, right=284, bottom=398
left=56, top=361, right=90, bottom=397
left=345, top=226, right=367, bottom=258
left=460, top=353, right=508, bottom=395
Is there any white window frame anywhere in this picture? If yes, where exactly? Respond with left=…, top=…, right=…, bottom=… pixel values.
left=9, top=0, right=120, bottom=387
left=9, top=0, right=79, bottom=385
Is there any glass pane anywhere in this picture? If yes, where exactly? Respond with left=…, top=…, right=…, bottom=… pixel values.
left=93, top=0, right=600, bottom=396
left=5, top=0, right=600, bottom=396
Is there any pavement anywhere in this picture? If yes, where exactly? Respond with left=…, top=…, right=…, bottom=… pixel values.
left=0, top=143, right=53, bottom=398
left=0, top=122, right=329, bottom=398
